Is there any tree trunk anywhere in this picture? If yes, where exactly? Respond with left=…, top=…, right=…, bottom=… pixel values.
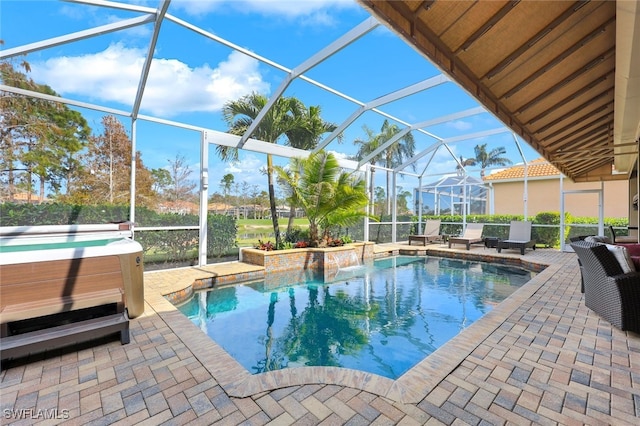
left=309, top=221, right=320, bottom=246
left=26, top=170, right=32, bottom=203
left=266, top=154, right=281, bottom=248
left=39, top=175, right=45, bottom=204
left=386, top=169, right=391, bottom=216
left=286, top=206, right=295, bottom=235
left=369, top=165, right=376, bottom=216
left=65, top=168, right=72, bottom=195
left=8, top=169, right=15, bottom=200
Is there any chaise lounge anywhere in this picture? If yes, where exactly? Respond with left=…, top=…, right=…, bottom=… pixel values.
left=408, top=219, right=443, bottom=246
left=608, top=225, right=637, bottom=243
left=497, top=220, right=536, bottom=255
left=448, top=223, right=484, bottom=250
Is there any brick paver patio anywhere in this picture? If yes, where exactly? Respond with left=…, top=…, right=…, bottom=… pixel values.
left=1, top=244, right=639, bottom=425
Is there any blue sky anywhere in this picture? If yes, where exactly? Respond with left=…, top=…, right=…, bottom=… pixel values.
left=2, top=0, right=541, bottom=201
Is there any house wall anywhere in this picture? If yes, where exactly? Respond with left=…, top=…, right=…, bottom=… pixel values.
left=488, top=178, right=629, bottom=218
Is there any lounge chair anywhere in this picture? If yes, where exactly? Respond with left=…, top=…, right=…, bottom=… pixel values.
left=448, top=223, right=484, bottom=250
left=570, top=240, right=640, bottom=333
left=608, top=225, right=637, bottom=243
left=408, top=219, right=442, bottom=246
left=497, top=220, right=536, bottom=255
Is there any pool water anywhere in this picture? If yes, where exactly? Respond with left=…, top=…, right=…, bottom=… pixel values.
left=176, top=256, right=534, bottom=379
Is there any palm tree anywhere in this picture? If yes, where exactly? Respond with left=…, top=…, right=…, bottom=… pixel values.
left=218, top=92, right=298, bottom=249
left=282, top=101, right=340, bottom=234
left=220, top=173, right=234, bottom=214
left=455, top=156, right=476, bottom=177
left=454, top=156, right=477, bottom=215
left=454, top=145, right=511, bottom=214
left=354, top=120, right=415, bottom=216
left=275, top=150, right=369, bottom=247
left=353, top=125, right=383, bottom=216
left=380, top=120, right=415, bottom=215
left=473, top=143, right=512, bottom=178
left=285, top=102, right=340, bottom=151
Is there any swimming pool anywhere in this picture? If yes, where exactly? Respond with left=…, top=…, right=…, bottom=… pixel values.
left=176, top=255, right=534, bottom=379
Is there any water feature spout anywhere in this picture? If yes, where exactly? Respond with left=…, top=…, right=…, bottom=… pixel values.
left=348, top=250, right=361, bottom=267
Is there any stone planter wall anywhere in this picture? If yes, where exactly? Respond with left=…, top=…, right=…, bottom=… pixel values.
left=240, top=242, right=374, bottom=280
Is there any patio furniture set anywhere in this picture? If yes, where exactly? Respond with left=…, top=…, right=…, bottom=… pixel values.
left=409, top=220, right=536, bottom=255
left=410, top=221, right=640, bottom=333
left=571, top=239, right=640, bottom=334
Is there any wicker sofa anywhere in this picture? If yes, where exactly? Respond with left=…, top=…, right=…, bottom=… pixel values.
left=612, top=243, right=640, bottom=270
left=570, top=240, right=640, bottom=333
left=581, top=235, right=640, bottom=274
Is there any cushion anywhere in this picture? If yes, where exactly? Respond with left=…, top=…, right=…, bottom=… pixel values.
left=585, top=235, right=612, bottom=244
left=615, top=243, right=640, bottom=257
left=604, top=244, right=636, bottom=274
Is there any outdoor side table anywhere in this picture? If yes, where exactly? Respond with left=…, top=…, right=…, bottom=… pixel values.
left=484, top=237, right=499, bottom=248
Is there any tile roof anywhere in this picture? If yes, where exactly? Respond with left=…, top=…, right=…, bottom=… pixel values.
left=158, top=200, right=199, bottom=214
left=483, top=158, right=560, bottom=181
left=5, top=192, right=47, bottom=202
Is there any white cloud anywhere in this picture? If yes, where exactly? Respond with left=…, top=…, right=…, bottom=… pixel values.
left=447, top=120, right=473, bottom=132
left=329, top=150, right=350, bottom=161
left=171, top=0, right=357, bottom=21
left=411, top=147, right=463, bottom=178
left=206, top=153, right=267, bottom=191
left=225, top=155, right=264, bottom=174
left=58, top=3, right=152, bottom=38
left=169, top=0, right=223, bottom=15
left=224, top=163, right=244, bottom=174
left=31, top=44, right=270, bottom=117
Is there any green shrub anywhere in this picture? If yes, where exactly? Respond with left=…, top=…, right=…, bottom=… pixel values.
left=283, top=227, right=310, bottom=244
left=531, top=211, right=566, bottom=247
left=207, top=213, right=238, bottom=257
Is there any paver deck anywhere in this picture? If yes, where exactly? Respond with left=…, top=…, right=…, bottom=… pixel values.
left=1, top=243, right=639, bottom=425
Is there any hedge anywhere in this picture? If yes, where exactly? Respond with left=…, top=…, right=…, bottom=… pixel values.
left=0, top=202, right=237, bottom=265
left=414, top=212, right=629, bottom=248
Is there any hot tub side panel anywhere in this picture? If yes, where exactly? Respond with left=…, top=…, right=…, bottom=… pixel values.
left=0, top=256, right=126, bottom=321
left=119, top=249, right=144, bottom=318
left=0, top=240, right=145, bottom=326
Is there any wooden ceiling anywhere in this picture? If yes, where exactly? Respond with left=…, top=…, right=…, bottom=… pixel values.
left=358, top=0, right=640, bottom=182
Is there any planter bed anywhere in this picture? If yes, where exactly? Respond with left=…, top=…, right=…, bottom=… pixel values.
left=240, top=242, right=375, bottom=281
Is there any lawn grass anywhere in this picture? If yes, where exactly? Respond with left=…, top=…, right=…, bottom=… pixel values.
left=143, top=218, right=312, bottom=267
left=237, top=217, right=309, bottom=247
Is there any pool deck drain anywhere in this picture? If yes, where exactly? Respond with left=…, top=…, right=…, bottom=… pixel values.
left=2, top=243, right=639, bottom=424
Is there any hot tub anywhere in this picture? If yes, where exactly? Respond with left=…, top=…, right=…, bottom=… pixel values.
left=0, top=223, right=144, bottom=322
